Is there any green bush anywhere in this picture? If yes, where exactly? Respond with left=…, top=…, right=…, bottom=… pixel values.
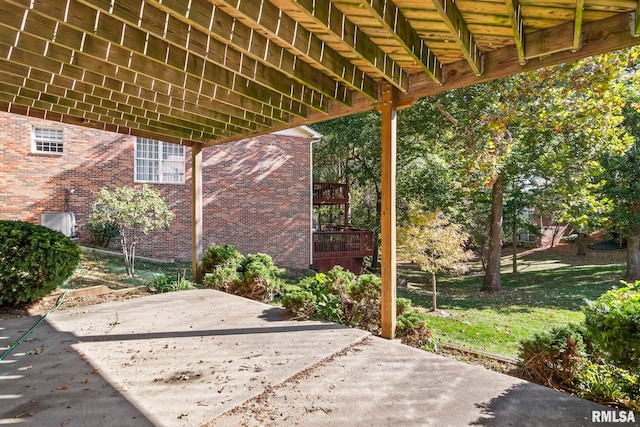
left=201, top=245, right=244, bottom=274
left=577, top=361, right=640, bottom=410
left=235, top=253, right=282, bottom=302
left=85, top=220, right=119, bottom=248
left=201, top=245, right=245, bottom=291
left=281, top=285, right=317, bottom=319
left=0, top=220, right=81, bottom=305
left=583, top=281, right=640, bottom=371
left=347, top=274, right=381, bottom=332
left=148, top=271, right=198, bottom=293
left=396, top=310, right=436, bottom=350
left=519, top=324, right=587, bottom=390
left=396, top=297, right=413, bottom=316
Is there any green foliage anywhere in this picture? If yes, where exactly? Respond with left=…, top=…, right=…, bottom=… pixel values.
left=281, top=267, right=383, bottom=332
left=577, top=361, right=640, bottom=409
left=147, top=271, right=197, bottom=293
left=0, top=220, right=81, bottom=305
left=235, top=253, right=282, bottom=302
left=85, top=221, right=119, bottom=248
left=583, top=281, right=640, bottom=370
left=396, top=297, right=413, bottom=316
left=202, top=246, right=281, bottom=302
left=396, top=310, right=436, bottom=351
left=89, top=185, right=173, bottom=276
left=519, top=324, right=587, bottom=390
left=201, top=244, right=244, bottom=274
left=201, top=245, right=245, bottom=291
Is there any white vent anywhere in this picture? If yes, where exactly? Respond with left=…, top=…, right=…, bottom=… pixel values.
left=41, top=212, right=76, bottom=238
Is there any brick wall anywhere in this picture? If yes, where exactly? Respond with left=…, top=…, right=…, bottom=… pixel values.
left=0, top=112, right=312, bottom=269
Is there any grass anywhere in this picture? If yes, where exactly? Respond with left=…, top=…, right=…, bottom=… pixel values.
left=398, top=245, right=627, bottom=359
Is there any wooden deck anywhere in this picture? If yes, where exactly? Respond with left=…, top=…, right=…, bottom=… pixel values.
left=312, top=229, right=374, bottom=274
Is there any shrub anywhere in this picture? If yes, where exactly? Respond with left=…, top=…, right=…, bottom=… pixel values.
left=234, top=253, right=282, bottom=302
left=0, top=220, right=81, bottom=305
left=577, top=361, right=640, bottom=410
left=201, top=245, right=244, bottom=274
left=85, top=221, right=119, bottom=248
left=583, top=281, right=640, bottom=371
left=396, top=297, right=413, bottom=316
left=519, top=324, right=587, bottom=390
left=347, top=274, right=381, bottom=332
left=281, top=286, right=317, bottom=319
left=396, top=310, right=436, bottom=350
left=148, top=271, right=198, bottom=293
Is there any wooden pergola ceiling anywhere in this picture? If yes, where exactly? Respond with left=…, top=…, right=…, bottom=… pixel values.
left=0, top=0, right=639, bottom=146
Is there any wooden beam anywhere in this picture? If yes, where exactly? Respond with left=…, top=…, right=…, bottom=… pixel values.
left=0, top=0, right=310, bottom=119
left=404, top=13, right=640, bottom=106
left=215, top=0, right=379, bottom=100
left=356, top=0, right=443, bottom=85
left=574, top=0, right=585, bottom=51
left=505, top=0, right=526, bottom=65
left=148, top=0, right=352, bottom=106
left=380, top=81, right=397, bottom=340
left=191, top=144, right=204, bottom=284
left=290, top=0, right=409, bottom=93
left=432, top=0, right=483, bottom=75
left=74, top=0, right=331, bottom=113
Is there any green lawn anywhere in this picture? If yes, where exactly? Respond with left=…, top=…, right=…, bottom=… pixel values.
left=397, top=245, right=626, bottom=359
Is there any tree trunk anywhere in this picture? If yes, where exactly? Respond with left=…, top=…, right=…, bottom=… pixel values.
left=625, top=235, right=640, bottom=282
left=512, top=205, right=518, bottom=274
left=576, top=232, right=588, bottom=256
left=432, top=272, right=437, bottom=311
left=482, top=175, right=504, bottom=292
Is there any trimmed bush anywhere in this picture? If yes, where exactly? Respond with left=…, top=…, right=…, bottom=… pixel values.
left=281, top=285, right=317, bottom=319
left=583, top=281, right=640, bottom=371
left=235, top=253, right=282, bottom=302
left=0, top=220, right=81, bottom=305
left=347, top=274, right=381, bottom=333
left=577, top=361, right=639, bottom=410
left=396, top=310, right=436, bottom=350
left=201, top=244, right=244, bottom=274
left=519, top=324, right=587, bottom=390
left=201, top=245, right=245, bottom=292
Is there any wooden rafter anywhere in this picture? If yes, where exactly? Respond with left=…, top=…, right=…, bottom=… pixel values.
left=214, top=0, right=379, bottom=100
left=505, top=0, right=526, bottom=65
left=432, top=0, right=482, bottom=76
left=147, top=0, right=352, bottom=106
left=288, top=0, right=409, bottom=93
left=574, top=0, right=585, bottom=51
left=75, top=0, right=335, bottom=113
left=354, top=0, right=443, bottom=85
left=0, top=0, right=313, bottom=120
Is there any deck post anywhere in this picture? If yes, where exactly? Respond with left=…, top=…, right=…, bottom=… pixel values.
left=191, top=144, right=204, bottom=283
left=380, top=82, right=397, bottom=339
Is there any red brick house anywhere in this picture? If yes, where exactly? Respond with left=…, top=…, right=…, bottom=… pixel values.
left=0, top=111, right=318, bottom=269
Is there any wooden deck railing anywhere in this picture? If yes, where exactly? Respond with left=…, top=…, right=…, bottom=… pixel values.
left=313, top=229, right=374, bottom=260
left=313, top=182, right=348, bottom=204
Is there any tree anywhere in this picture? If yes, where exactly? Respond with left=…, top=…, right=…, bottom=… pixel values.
left=397, top=210, right=472, bottom=310
left=601, top=102, right=640, bottom=280
left=89, top=185, right=174, bottom=276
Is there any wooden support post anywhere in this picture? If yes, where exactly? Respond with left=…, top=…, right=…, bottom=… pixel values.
left=380, top=81, right=397, bottom=339
left=191, top=144, right=204, bottom=284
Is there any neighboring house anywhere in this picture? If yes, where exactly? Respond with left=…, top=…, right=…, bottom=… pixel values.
left=0, top=111, right=318, bottom=269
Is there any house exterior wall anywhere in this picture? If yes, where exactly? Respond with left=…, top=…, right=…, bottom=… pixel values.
left=0, top=112, right=312, bottom=269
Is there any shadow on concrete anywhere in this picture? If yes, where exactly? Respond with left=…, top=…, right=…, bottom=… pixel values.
left=75, top=322, right=345, bottom=343
left=470, top=381, right=619, bottom=426
left=0, top=316, right=154, bottom=426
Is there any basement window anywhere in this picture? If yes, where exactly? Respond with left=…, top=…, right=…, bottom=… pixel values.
left=32, top=127, right=64, bottom=154
left=135, top=137, right=185, bottom=184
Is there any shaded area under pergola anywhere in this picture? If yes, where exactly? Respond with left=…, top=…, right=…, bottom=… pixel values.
left=2, top=0, right=640, bottom=337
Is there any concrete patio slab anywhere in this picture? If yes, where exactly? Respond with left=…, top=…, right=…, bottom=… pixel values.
left=0, top=289, right=632, bottom=426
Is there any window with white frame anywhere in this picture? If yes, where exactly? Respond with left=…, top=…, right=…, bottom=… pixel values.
left=32, top=127, right=64, bottom=154
left=135, top=137, right=185, bottom=184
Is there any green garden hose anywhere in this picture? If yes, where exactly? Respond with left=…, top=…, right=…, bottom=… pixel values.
left=0, top=291, right=68, bottom=361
